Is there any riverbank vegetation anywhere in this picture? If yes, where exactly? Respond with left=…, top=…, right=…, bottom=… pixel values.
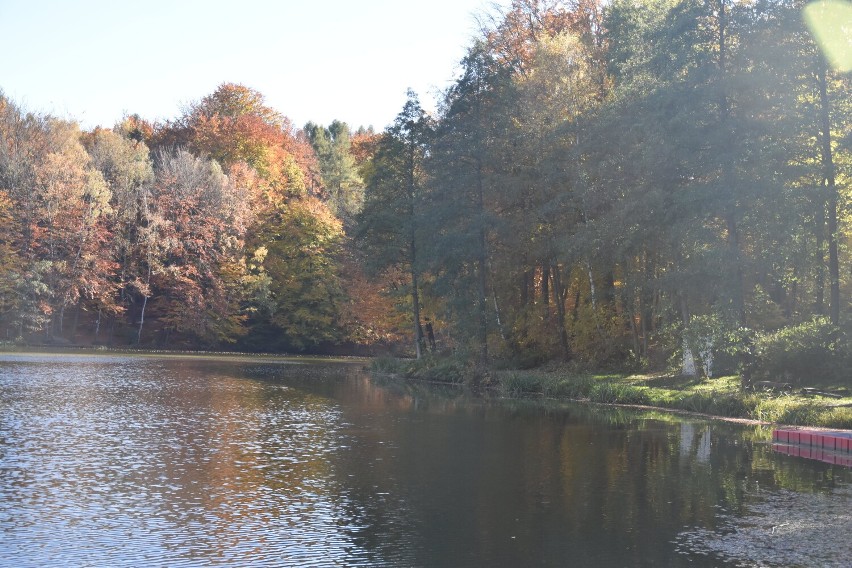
left=372, top=355, right=852, bottom=429
left=0, top=1, right=850, bottom=394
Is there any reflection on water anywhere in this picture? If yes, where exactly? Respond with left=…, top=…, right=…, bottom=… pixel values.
left=0, top=354, right=849, bottom=567
left=0, top=356, right=379, bottom=566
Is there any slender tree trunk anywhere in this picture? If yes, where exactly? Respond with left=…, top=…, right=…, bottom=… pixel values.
left=71, top=303, right=80, bottom=340
left=586, top=261, right=605, bottom=339
left=407, top=127, right=423, bottom=358
left=603, top=270, right=616, bottom=305
left=492, top=283, right=506, bottom=342
left=815, top=202, right=826, bottom=314
left=572, top=289, right=581, bottom=322
left=641, top=250, right=654, bottom=357
left=587, top=263, right=597, bottom=312
left=724, top=211, right=745, bottom=322
left=137, top=295, right=147, bottom=345
left=137, top=262, right=151, bottom=346
left=551, top=263, right=571, bottom=360
left=487, top=260, right=506, bottom=342
left=718, top=0, right=745, bottom=324
left=817, top=57, right=839, bottom=325
left=520, top=268, right=531, bottom=307
left=680, top=296, right=697, bottom=377
left=411, top=249, right=423, bottom=360
left=630, top=304, right=641, bottom=359
left=476, top=158, right=489, bottom=366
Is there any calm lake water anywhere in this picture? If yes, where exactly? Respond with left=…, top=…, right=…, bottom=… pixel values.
left=0, top=354, right=849, bottom=567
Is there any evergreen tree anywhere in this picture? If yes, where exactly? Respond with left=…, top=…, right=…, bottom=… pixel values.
left=357, top=91, right=433, bottom=358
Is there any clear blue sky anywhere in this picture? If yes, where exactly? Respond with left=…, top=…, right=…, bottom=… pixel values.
left=0, top=0, right=508, bottom=130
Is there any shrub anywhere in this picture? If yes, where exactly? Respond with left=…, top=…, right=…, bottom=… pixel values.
left=749, top=318, right=849, bottom=386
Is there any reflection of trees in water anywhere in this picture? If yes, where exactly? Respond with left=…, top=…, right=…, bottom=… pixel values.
left=680, top=423, right=711, bottom=463
left=676, top=486, right=852, bottom=567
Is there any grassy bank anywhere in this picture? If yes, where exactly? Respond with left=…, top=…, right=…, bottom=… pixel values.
left=499, top=369, right=852, bottom=429
left=371, top=356, right=852, bottom=430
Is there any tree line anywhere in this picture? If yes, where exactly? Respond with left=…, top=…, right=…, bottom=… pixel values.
left=359, top=0, right=851, bottom=377
left=0, top=84, right=394, bottom=351
left=1, top=0, right=850, bottom=378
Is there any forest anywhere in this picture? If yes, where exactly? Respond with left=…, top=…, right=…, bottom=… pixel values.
left=0, top=0, right=850, bottom=381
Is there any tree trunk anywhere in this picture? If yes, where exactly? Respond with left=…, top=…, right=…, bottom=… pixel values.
left=520, top=268, right=532, bottom=307
left=815, top=202, right=826, bottom=314
left=718, top=0, right=745, bottom=324
left=71, top=303, right=80, bottom=340
left=407, top=127, right=423, bottom=359
left=411, top=254, right=423, bottom=360
left=476, top=160, right=489, bottom=366
left=817, top=56, right=839, bottom=325
left=137, top=295, right=147, bottom=346
left=551, top=263, right=571, bottom=360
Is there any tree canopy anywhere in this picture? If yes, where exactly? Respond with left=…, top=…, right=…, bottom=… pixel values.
left=0, top=1, right=849, bottom=375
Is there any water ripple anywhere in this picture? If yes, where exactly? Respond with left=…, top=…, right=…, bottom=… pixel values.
left=0, top=356, right=403, bottom=567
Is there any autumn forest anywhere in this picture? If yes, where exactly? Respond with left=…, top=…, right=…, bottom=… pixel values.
left=0, top=0, right=850, bottom=378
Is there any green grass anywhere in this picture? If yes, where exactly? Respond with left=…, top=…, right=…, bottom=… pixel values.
left=487, top=367, right=852, bottom=429
left=373, top=357, right=852, bottom=429
left=370, top=354, right=467, bottom=384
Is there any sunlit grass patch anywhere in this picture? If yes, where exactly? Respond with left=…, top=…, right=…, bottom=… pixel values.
left=588, top=381, right=650, bottom=405
left=497, top=370, right=599, bottom=398
left=374, top=358, right=852, bottom=429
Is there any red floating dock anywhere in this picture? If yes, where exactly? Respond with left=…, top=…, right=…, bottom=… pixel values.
left=772, top=428, right=852, bottom=468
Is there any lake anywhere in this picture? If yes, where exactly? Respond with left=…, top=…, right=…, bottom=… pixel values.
left=0, top=353, right=849, bottom=567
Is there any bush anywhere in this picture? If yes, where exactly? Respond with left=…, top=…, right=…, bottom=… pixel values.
left=749, top=318, right=850, bottom=386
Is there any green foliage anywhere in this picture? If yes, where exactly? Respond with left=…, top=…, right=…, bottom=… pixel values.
left=370, top=355, right=466, bottom=384
left=588, top=381, right=650, bottom=405
left=3, top=0, right=852, bottom=371
left=745, top=285, right=787, bottom=332
left=567, top=300, right=631, bottom=369
left=406, top=356, right=466, bottom=384
left=305, top=120, right=364, bottom=225
left=671, top=391, right=755, bottom=418
left=356, top=91, right=434, bottom=358
left=247, top=198, right=346, bottom=350
left=750, top=318, right=850, bottom=385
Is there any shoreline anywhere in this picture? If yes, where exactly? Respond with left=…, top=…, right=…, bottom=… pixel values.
left=4, top=347, right=850, bottom=432
left=370, top=357, right=852, bottom=431
left=0, top=345, right=369, bottom=365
